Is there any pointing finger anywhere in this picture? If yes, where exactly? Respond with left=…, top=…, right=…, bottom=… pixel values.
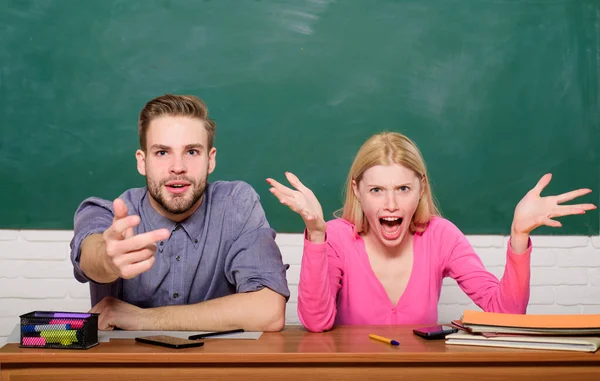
left=556, top=189, right=592, bottom=204
left=118, top=229, right=170, bottom=253
left=266, top=178, right=295, bottom=197
left=105, top=215, right=141, bottom=240
left=549, top=206, right=587, bottom=219
left=285, top=172, right=309, bottom=192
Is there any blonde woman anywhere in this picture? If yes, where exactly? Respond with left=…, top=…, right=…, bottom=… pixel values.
left=267, top=132, right=596, bottom=332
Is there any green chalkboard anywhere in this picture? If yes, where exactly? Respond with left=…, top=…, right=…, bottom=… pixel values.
left=1, top=0, right=598, bottom=234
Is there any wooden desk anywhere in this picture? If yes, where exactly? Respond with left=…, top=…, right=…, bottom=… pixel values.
left=1, top=325, right=599, bottom=381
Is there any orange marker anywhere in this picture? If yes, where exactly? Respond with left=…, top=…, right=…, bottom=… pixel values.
left=369, top=334, right=400, bottom=346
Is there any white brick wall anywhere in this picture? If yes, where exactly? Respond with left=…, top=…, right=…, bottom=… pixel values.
left=0, top=230, right=599, bottom=347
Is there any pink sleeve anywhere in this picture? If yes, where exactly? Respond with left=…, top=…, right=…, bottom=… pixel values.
left=440, top=221, right=531, bottom=314
left=297, top=231, right=344, bottom=332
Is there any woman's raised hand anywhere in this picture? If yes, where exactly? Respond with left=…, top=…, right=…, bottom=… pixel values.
left=266, top=172, right=327, bottom=242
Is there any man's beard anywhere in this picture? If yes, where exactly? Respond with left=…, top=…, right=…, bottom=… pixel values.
left=147, top=176, right=207, bottom=215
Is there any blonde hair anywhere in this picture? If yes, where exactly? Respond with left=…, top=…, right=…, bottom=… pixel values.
left=338, top=132, right=439, bottom=234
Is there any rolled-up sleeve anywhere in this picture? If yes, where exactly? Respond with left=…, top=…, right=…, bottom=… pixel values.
left=224, top=185, right=290, bottom=300
left=70, top=197, right=114, bottom=283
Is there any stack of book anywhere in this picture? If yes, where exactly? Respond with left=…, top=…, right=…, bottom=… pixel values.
left=445, top=310, right=600, bottom=352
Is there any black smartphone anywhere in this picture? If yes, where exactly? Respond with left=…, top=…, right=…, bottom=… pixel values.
left=413, top=325, right=458, bottom=340
left=135, top=335, right=205, bottom=349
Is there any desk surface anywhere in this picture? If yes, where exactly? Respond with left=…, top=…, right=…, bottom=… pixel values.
left=1, top=325, right=600, bottom=381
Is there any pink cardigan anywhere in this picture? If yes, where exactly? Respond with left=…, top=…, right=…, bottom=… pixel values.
left=298, top=216, right=531, bottom=332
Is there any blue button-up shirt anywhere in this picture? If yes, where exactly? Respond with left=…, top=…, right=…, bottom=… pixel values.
left=70, top=181, right=290, bottom=307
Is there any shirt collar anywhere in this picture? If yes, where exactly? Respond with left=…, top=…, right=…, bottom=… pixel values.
left=140, top=187, right=208, bottom=251
left=178, top=190, right=207, bottom=248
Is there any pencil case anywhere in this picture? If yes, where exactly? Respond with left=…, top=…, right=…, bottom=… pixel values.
left=19, top=311, right=99, bottom=349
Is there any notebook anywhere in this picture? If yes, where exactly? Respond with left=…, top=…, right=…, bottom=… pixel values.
left=446, top=330, right=600, bottom=353
left=460, top=310, right=600, bottom=335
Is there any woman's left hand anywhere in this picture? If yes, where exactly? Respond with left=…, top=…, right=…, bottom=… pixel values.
left=512, top=173, right=596, bottom=236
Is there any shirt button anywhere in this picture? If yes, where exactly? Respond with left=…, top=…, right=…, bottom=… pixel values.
left=175, top=255, right=181, bottom=261
left=159, top=242, right=163, bottom=246
left=194, top=239, right=198, bottom=244
left=173, top=293, right=179, bottom=299
left=392, top=308, right=396, bottom=314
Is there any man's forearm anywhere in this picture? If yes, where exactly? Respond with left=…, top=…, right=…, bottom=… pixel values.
left=80, top=234, right=118, bottom=284
left=139, top=288, right=286, bottom=332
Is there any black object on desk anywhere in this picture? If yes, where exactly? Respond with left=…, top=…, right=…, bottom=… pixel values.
left=189, top=329, right=245, bottom=340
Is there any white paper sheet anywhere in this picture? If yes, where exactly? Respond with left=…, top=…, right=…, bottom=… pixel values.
left=6, top=324, right=262, bottom=343
left=7, top=324, right=19, bottom=343
left=99, top=330, right=262, bottom=342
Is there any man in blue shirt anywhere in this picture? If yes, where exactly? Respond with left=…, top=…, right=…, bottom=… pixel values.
left=70, top=94, right=289, bottom=332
